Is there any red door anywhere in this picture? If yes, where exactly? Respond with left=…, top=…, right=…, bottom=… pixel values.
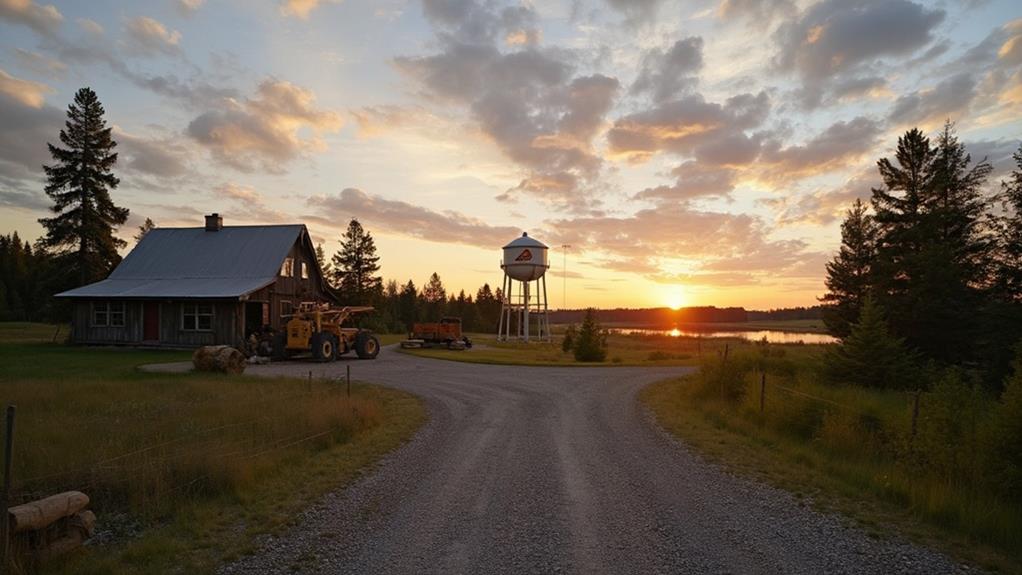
left=143, top=302, right=159, bottom=342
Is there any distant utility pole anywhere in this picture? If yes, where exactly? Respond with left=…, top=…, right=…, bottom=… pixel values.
left=561, top=244, right=571, bottom=310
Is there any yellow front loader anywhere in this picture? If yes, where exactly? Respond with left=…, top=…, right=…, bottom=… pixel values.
left=272, top=303, right=380, bottom=362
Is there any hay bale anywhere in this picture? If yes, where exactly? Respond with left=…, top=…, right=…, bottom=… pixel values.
left=192, top=345, right=246, bottom=374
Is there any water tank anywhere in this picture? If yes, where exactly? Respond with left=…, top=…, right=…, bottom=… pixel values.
left=501, top=232, right=549, bottom=281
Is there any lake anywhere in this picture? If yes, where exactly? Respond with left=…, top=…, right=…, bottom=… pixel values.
left=613, top=327, right=838, bottom=345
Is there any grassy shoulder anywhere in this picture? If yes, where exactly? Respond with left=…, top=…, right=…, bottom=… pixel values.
left=397, top=332, right=811, bottom=367
left=641, top=368, right=1021, bottom=573
left=0, top=323, right=426, bottom=574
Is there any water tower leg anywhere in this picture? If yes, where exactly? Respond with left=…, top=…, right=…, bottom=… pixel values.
left=523, top=280, right=530, bottom=343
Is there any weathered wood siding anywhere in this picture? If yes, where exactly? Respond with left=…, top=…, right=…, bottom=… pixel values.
left=70, top=301, right=143, bottom=344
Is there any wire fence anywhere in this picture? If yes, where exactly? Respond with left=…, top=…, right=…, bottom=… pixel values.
left=2, top=371, right=367, bottom=515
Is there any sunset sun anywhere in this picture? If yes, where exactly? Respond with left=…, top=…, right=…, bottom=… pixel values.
left=664, top=287, right=687, bottom=310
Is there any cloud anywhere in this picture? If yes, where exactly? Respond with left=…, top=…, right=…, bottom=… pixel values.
left=126, top=16, right=181, bottom=56
left=186, top=78, right=343, bottom=172
left=759, top=116, right=883, bottom=180
left=0, top=68, right=53, bottom=108
left=630, top=37, right=704, bottom=103
left=115, top=128, right=191, bottom=179
left=606, top=91, right=770, bottom=163
left=773, top=0, right=944, bottom=106
left=306, top=187, right=521, bottom=247
left=542, top=203, right=815, bottom=282
left=14, top=48, right=66, bottom=78
left=212, top=182, right=288, bottom=222
left=604, top=0, right=664, bottom=24
left=396, top=1, right=620, bottom=211
left=763, top=167, right=879, bottom=226
left=633, top=161, right=738, bottom=202
left=279, top=0, right=337, bottom=19
left=718, top=0, right=795, bottom=24
left=0, top=0, right=62, bottom=36
left=0, top=87, right=62, bottom=183
left=175, top=0, right=204, bottom=16
left=0, top=188, right=49, bottom=211
left=887, top=72, right=977, bottom=126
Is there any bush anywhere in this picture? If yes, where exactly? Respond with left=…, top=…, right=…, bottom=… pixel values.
left=561, top=324, right=576, bottom=353
left=987, top=344, right=1022, bottom=498
left=573, top=308, right=607, bottom=362
left=696, top=348, right=751, bottom=405
left=912, top=369, right=989, bottom=486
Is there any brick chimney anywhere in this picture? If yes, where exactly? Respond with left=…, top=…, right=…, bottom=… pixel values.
left=205, top=213, right=223, bottom=231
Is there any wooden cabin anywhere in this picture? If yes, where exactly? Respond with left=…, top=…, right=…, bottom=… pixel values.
left=56, top=214, right=337, bottom=347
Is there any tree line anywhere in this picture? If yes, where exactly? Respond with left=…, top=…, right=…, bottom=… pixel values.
left=314, top=218, right=506, bottom=334
left=823, top=121, right=1022, bottom=391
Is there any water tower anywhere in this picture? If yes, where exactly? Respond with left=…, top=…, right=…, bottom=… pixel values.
left=498, top=232, right=551, bottom=342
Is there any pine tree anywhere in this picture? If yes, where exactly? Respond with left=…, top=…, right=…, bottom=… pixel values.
left=997, top=143, right=1022, bottom=300
left=824, top=295, right=918, bottom=389
left=134, top=217, right=156, bottom=243
left=475, top=283, right=500, bottom=331
left=398, top=279, right=418, bottom=328
left=330, top=219, right=382, bottom=304
left=421, top=272, right=446, bottom=319
left=821, top=199, right=876, bottom=337
left=39, top=87, right=128, bottom=287
left=573, top=308, right=607, bottom=362
left=315, top=242, right=333, bottom=287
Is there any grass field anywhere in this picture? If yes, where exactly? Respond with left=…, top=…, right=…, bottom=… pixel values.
left=641, top=351, right=1022, bottom=573
left=399, top=331, right=824, bottom=367
left=0, top=323, right=425, bottom=574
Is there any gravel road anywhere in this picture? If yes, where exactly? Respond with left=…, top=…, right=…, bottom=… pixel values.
left=220, top=346, right=972, bottom=575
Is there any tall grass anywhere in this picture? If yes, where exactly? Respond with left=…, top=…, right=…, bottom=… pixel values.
left=645, top=345, right=1022, bottom=570
left=0, top=325, right=425, bottom=573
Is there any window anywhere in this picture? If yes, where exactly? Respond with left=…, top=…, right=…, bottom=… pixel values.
left=280, top=300, right=293, bottom=320
left=182, top=303, right=214, bottom=331
left=280, top=257, right=294, bottom=277
left=301, top=262, right=309, bottom=280
left=92, top=302, right=125, bottom=327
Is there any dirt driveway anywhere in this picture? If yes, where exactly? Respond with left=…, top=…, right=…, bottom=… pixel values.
left=221, top=346, right=968, bottom=574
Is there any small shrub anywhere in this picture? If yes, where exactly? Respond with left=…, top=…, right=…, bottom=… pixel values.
left=573, top=308, right=607, bottom=362
left=561, top=324, right=576, bottom=353
left=986, top=344, right=1022, bottom=498
left=696, top=350, right=752, bottom=405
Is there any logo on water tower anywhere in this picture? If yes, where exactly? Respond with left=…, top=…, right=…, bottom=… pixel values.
left=515, top=249, right=533, bottom=262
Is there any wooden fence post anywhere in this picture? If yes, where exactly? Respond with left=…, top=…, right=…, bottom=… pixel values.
left=760, top=372, right=766, bottom=414
left=911, top=390, right=920, bottom=438
left=1, top=405, right=16, bottom=574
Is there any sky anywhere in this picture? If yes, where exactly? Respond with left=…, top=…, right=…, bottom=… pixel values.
left=0, top=0, right=1020, bottom=310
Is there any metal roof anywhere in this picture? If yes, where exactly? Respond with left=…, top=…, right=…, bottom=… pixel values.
left=56, top=225, right=305, bottom=299
left=503, top=232, right=548, bottom=250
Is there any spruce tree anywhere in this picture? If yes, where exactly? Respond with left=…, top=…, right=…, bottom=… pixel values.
left=824, top=295, right=918, bottom=389
left=39, top=87, right=128, bottom=286
left=330, top=219, right=382, bottom=304
left=573, top=308, right=607, bottom=362
left=315, top=242, right=333, bottom=287
left=398, top=279, right=418, bottom=328
left=821, top=199, right=876, bottom=337
left=134, top=217, right=156, bottom=243
left=421, top=272, right=446, bottom=319
left=997, top=143, right=1022, bottom=301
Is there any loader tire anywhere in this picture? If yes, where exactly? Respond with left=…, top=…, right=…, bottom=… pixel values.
left=355, top=332, right=380, bottom=359
left=311, top=332, right=337, bottom=362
